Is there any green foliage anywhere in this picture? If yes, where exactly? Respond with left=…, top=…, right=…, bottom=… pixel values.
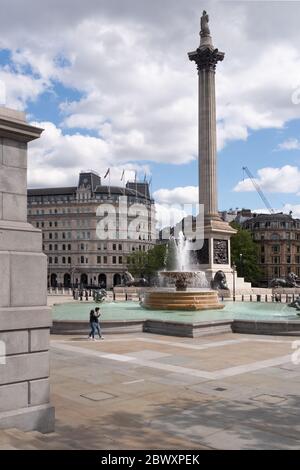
left=127, top=244, right=167, bottom=282
left=230, top=221, right=262, bottom=284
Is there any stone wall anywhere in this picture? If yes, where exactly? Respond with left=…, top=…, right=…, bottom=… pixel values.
left=0, top=107, right=54, bottom=432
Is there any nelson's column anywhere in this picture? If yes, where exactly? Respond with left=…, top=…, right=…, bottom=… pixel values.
left=188, top=11, right=239, bottom=289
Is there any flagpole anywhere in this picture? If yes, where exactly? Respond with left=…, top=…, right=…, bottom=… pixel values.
left=109, top=169, right=111, bottom=199
left=135, top=170, right=138, bottom=202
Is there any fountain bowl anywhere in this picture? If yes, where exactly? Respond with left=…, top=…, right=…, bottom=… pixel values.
left=160, top=271, right=203, bottom=291
left=141, top=271, right=224, bottom=311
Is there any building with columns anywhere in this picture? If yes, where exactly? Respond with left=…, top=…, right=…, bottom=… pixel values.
left=27, top=171, right=156, bottom=290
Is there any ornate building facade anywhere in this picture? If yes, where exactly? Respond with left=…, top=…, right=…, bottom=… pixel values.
left=27, top=171, right=156, bottom=289
left=243, top=213, right=300, bottom=285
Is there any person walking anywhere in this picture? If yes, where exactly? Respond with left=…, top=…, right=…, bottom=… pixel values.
left=88, top=309, right=96, bottom=340
left=93, top=307, right=104, bottom=340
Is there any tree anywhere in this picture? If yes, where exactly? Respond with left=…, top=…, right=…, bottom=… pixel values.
left=127, top=244, right=167, bottom=283
left=230, top=221, right=262, bottom=285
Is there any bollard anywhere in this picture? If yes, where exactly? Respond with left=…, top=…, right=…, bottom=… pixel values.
left=265, top=294, right=268, bottom=302
left=250, top=295, right=252, bottom=302
left=257, top=294, right=261, bottom=302
left=242, top=294, right=244, bottom=302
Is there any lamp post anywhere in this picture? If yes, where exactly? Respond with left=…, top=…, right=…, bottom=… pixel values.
left=232, top=263, right=236, bottom=302
left=239, top=253, right=243, bottom=278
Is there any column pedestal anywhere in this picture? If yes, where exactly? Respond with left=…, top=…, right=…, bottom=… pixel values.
left=0, top=108, right=54, bottom=432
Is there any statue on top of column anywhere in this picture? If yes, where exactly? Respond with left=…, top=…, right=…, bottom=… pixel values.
left=200, top=10, right=210, bottom=37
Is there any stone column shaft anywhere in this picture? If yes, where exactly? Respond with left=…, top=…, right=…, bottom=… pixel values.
left=188, top=37, right=224, bottom=221
left=198, top=68, right=218, bottom=218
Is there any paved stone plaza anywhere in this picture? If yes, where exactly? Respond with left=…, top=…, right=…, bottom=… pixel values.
left=0, top=331, right=299, bottom=449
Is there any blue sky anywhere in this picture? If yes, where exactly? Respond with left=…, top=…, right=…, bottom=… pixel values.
left=1, top=0, right=300, bottom=221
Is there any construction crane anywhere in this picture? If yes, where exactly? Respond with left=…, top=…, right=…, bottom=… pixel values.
left=242, top=166, right=275, bottom=214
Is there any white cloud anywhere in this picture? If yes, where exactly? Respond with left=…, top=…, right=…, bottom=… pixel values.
left=28, top=121, right=148, bottom=187
left=154, top=186, right=198, bottom=205
left=2, top=1, right=300, bottom=178
left=234, top=165, right=300, bottom=194
left=277, top=138, right=300, bottom=151
left=155, top=203, right=188, bottom=230
left=0, top=69, right=47, bottom=110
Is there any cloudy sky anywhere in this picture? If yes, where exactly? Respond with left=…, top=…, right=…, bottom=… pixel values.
left=1, top=0, right=300, bottom=219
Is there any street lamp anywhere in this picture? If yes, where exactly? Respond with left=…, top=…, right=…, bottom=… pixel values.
left=239, top=253, right=243, bottom=278
left=232, top=263, right=236, bottom=302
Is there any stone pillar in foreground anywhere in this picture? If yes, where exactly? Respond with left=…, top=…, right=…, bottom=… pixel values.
left=0, top=107, right=54, bottom=432
left=188, top=12, right=237, bottom=286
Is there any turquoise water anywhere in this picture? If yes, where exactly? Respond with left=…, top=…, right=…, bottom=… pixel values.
left=52, top=300, right=300, bottom=323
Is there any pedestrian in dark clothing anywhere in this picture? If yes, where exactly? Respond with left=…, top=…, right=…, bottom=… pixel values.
left=88, top=309, right=96, bottom=339
left=93, top=307, right=103, bottom=339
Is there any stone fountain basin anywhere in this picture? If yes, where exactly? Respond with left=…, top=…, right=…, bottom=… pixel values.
left=142, top=290, right=224, bottom=311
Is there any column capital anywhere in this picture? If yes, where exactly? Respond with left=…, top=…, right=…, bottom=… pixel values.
left=188, top=47, right=224, bottom=73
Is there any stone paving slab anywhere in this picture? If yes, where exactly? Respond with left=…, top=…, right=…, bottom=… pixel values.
left=1, top=331, right=299, bottom=449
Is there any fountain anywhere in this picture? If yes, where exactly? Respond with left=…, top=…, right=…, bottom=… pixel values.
left=141, top=232, right=225, bottom=311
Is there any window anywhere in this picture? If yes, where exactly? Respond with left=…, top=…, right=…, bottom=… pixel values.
left=54, top=244, right=58, bottom=251
left=62, top=244, right=66, bottom=251
left=49, top=233, right=53, bottom=240
left=68, top=257, right=71, bottom=264
left=272, top=245, right=280, bottom=253
left=119, top=256, right=122, bottom=264
left=54, top=257, right=58, bottom=264
left=261, top=246, right=265, bottom=253
left=49, top=244, right=53, bottom=251
left=49, top=222, right=52, bottom=227
left=113, top=256, right=117, bottom=264
left=103, top=256, right=107, bottom=264
left=81, top=256, right=84, bottom=264
left=62, top=232, right=66, bottom=239
left=272, top=256, right=280, bottom=264
left=68, top=244, right=71, bottom=250
left=271, top=233, right=280, bottom=240
left=62, top=257, right=66, bottom=264
left=55, top=222, right=58, bottom=227
left=97, top=256, right=101, bottom=264
left=113, top=244, right=117, bottom=251
left=261, top=256, right=265, bottom=264
left=54, top=233, right=58, bottom=240
left=287, top=256, right=291, bottom=264
left=49, top=257, right=52, bottom=264
left=118, top=244, right=122, bottom=251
